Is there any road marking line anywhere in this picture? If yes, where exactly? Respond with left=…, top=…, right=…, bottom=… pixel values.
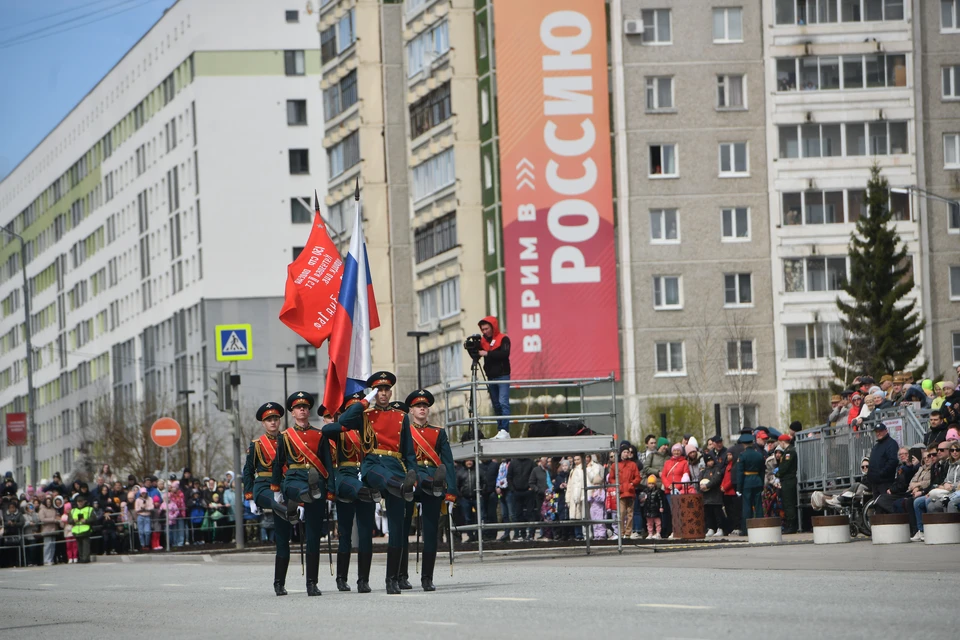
left=162, top=584, right=185, bottom=587
left=637, top=604, right=714, bottom=610
left=120, top=556, right=131, bottom=563
left=381, top=593, right=426, bottom=597
left=484, top=597, right=539, bottom=602
left=202, top=554, right=214, bottom=563
left=414, top=621, right=458, bottom=627
left=38, top=583, right=56, bottom=586
left=221, top=587, right=248, bottom=590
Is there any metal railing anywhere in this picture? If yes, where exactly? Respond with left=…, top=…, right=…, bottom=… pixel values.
left=796, top=404, right=931, bottom=494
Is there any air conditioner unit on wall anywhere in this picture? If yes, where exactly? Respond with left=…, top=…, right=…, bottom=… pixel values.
left=624, top=19, right=643, bottom=35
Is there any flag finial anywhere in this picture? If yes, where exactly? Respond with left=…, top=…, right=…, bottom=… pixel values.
left=314, top=190, right=320, bottom=212
left=354, top=176, right=360, bottom=201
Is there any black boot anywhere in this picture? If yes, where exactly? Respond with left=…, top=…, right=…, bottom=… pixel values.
left=336, top=552, right=351, bottom=592
left=385, top=547, right=401, bottom=595
left=273, top=556, right=289, bottom=596
left=402, top=469, right=417, bottom=502
left=305, top=553, right=322, bottom=596
left=398, top=547, right=413, bottom=590
left=308, top=468, right=324, bottom=500
left=421, top=551, right=436, bottom=592
left=357, top=551, right=372, bottom=593
left=357, top=486, right=381, bottom=503
left=430, top=465, right=446, bottom=497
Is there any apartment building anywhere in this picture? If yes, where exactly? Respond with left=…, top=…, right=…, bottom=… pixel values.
left=0, top=0, right=329, bottom=483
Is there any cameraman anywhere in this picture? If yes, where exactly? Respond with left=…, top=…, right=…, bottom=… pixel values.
left=477, top=316, right=512, bottom=439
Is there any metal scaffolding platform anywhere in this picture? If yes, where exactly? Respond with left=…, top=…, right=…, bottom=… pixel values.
left=442, top=374, right=622, bottom=560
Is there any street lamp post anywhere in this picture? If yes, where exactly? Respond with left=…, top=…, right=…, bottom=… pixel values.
left=178, top=389, right=196, bottom=471
left=2, top=226, right=37, bottom=487
left=275, top=363, right=295, bottom=430
left=406, top=331, right=429, bottom=389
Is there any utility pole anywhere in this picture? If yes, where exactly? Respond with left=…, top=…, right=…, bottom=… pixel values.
left=3, top=226, right=37, bottom=486
left=230, top=362, right=244, bottom=549
left=275, top=363, right=295, bottom=430
left=178, top=389, right=196, bottom=471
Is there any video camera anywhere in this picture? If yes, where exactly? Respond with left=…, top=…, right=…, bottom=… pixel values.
left=463, top=334, right=483, bottom=361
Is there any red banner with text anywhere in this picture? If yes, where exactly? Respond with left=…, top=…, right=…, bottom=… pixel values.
left=493, top=0, right=620, bottom=379
left=6, top=412, right=26, bottom=447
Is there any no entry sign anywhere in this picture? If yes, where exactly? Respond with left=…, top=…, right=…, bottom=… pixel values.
left=150, top=417, right=182, bottom=448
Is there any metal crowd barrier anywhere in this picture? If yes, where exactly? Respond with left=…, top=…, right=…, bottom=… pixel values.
left=797, top=404, right=932, bottom=494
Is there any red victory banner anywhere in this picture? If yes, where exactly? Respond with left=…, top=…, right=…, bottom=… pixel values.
left=6, top=412, right=27, bottom=447
left=279, top=193, right=345, bottom=347
left=493, top=0, right=620, bottom=379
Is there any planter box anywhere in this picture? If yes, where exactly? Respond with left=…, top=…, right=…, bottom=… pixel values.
left=812, top=515, right=850, bottom=544
left=870, top=513, right=910, bottom=545
left=922, top=512, right=960, bottom=545
left=746, top=517, right=782, bottom=544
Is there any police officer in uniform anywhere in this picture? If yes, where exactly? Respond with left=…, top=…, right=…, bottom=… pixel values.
left=322, top=390, right=380, bottom=593
left=358, top=371, right=418, bottom=594
left=271, top=392, right=332, bottom=597
left=776, top=434, right=799, bottom=534
left=400, top=389, right=457, bottom=592
left=735, top=433, right=765, bottom=533
left=243, top=402, right=296, bottom=595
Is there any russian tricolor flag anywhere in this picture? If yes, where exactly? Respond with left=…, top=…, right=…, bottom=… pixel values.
left=322, top=184, right=380, bottom=413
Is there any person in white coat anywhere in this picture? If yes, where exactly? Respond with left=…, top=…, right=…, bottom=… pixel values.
left=564, top=456, right=585, bottom=541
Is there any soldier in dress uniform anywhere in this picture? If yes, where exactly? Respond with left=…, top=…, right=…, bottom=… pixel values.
left=271, top=391, right=332, bottom=597
left=775, top=434, right=799, bottom=534
left=322, top=390, right=380, bottom=593
left=243, top=402, right=297, bottom=595
left=735, top=433, right=765, bottom=533
left=400, top=389, right=457, bottom=592
left=358, top=371, right=418, bottom=594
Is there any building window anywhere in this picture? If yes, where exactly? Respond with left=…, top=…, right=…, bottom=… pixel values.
left=289, top=149, right=310, bottom=174
left=291, top=197, right=311, bottom=223
left=477, top=20, right=488, bottom=58
left=328, top=131, right=360, bottom=179
left=655, top=341, right=685, bottom=375
left=419, top=349, right=441, bottom=387
left=951, top=266, right=960, bottom=300
left=779, top=121, right=905, bottom=158
left=321, top=26, right=337, bottom=63
left=418, top=277, right=460, bottom=324
left=724, top=273, right=752, bottom=306
left=414, top=213, right=457, bottom=263
left=284, top=50, right=305, bottom=76
left=786, top=323, right=845, bottom=359
left=777, top=54, right=906, bottom=92
left=337, top=9, right=356, bottom=55
left=649, top=209, right=679, bottom=243
left=483, top=155, right=493, bottom=189
left=287, top=99, right=307, bottom=125
left=649, top=144, right=677, bottom=177
left=412, top=148, right=455, bottom=201
left=410, top=82, right=452, bottom=138
left=487, top=283, right=498, bottom=318
left=945, top=66, right=960, bottom=99
left=945, top=133, right=960, bottom=168
left=408, top=21, right=450, bottom=77
left=726, top=340, right=754, bottom=372
left=719, top=142, right=748, bottom=175
left=721, top=207, right=750, bottom=240
left=292, top=246, right=304, bottom=260
left=641, top=9, right=672, bottom=44
left=950, top=201, right=960, bottom=232
left=323, top=70, right=358, bottom=121
left=953, top=332, right=960, bottom=364
left=486, top=219, right=496, bottom=255
left=653, top=275, right=682, bottom=310
left=296, top=345, right=317, bottom=370
left=645, top=76, right=674, bottom=111
left=943, top=0, right=960, bottom=30
left=713, top=7, right=743, bottom=42
left=783, top=256, right=848, bottom=292
left=285, top=10, right=299, bottom=22
left=480, top=88, right=490, bottom=125
left=777, top=0, right=903, bottom=24
left=717, top=74, right=745, bottom=108
left=728, top=404, right=758, bottom=435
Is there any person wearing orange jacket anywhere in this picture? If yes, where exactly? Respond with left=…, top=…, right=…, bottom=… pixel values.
left=609, top=447, right=642, bottom=539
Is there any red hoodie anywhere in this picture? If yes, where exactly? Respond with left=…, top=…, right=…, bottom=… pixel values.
left=478, top=316, right=511, bottom=378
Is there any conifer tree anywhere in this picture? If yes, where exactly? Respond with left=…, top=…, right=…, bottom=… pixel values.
left=830, top=166, right=924, bottom=386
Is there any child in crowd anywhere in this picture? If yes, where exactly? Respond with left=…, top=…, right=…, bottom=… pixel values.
left=641, top=475, right=665, bottom=539
left=62, top=507, right=77, bottom=564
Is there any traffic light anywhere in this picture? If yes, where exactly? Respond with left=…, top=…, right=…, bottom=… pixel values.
left=210, top=369, right=233, bottom=412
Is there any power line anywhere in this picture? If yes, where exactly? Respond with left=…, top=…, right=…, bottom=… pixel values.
left=0, top=0, right=124, bottom=34
left=0, top=0, right=160, bottom=50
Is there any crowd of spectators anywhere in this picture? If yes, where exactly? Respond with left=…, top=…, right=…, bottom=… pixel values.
left=0, top=465, right=251, bottom=568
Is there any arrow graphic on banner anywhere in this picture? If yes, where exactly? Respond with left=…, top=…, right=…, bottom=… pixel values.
left=516, top=157, right=535, bottom=190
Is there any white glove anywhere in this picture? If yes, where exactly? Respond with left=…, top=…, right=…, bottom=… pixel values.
left=274, top=491, right=284, bottom=504
left=250, top=503, right=260, bottom=515
left=364, top=388, right=379, bottom=403
left=736, top=492, right=742, bottom=497
left=297, top=505, right=305, bottom=522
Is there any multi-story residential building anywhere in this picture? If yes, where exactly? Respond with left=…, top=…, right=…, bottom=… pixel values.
left=0, top=0, right=329, bottom=482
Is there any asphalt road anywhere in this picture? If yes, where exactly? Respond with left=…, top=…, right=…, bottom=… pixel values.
left=0, top=541, right=957, bottom=639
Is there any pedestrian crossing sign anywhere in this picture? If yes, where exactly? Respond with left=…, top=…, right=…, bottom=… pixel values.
left=215, top=324, right=253, bottom=361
